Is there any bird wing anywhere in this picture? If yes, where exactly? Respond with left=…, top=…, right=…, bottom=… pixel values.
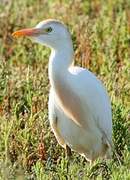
left=53, top=66, right=112, bottom=139
left=68, top=67, right=112, bottom=138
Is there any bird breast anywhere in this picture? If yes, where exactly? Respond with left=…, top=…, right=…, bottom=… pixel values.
left=52, top=73, right=93, bottom=129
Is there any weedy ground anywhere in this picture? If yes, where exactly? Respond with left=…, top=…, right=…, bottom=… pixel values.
left=0, top=0, right=130, bottom=179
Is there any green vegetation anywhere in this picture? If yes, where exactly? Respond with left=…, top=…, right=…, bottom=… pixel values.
left=0, top=0, right=130, bottom=179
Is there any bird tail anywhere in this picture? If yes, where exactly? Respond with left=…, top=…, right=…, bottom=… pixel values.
left=102, top=131, right=122, bottom=165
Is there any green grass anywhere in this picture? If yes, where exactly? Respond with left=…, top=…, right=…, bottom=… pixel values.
left=0, top=0, right=130, bottom=179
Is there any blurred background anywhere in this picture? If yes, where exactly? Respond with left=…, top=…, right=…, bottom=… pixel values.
left=0, top=0, right=130, bottom=179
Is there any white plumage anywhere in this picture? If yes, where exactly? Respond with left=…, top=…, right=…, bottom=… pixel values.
left=12, top=19, right=112, bottom=163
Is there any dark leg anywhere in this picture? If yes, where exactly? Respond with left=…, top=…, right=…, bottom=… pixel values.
left=66, top=145, right=72, bottom=157
left=65, top=145, right=72, bottom=173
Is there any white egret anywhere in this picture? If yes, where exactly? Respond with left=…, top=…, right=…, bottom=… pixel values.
left=12, top=19, right=112, bottom=163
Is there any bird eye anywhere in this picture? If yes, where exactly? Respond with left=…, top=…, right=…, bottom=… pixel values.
left=45, top=27, right=52, bottom=33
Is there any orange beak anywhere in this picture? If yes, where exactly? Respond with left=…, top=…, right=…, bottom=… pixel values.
left=12, top=28, right=42, bottom=38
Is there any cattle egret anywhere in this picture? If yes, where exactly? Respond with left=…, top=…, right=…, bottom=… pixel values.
left=12, top=19, right=112, bottom=163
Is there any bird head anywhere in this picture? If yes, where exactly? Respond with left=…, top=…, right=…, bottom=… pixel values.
left=12, top=19, right=71, bottom=49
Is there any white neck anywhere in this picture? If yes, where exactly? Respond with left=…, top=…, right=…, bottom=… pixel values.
left=48, top=39, right=74, bottom=87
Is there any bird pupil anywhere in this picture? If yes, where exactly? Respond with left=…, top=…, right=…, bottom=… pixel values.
left=47, top=27, right=52, bottom=32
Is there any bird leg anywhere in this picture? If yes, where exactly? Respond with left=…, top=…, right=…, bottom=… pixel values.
left=65, top=145, right=72, bottom=157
